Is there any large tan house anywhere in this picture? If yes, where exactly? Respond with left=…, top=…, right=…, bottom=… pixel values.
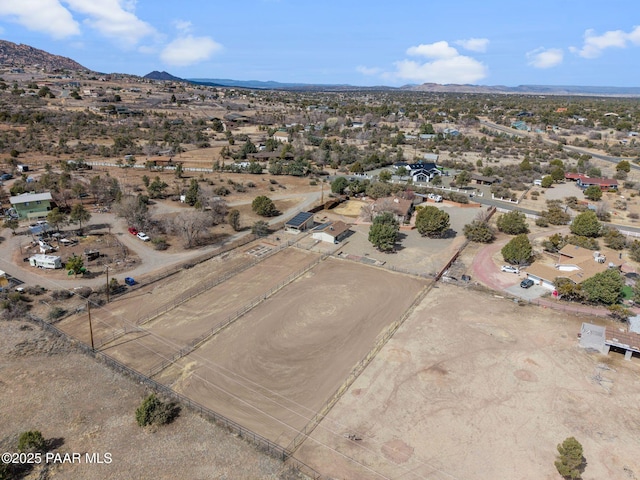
left=525, top=244, right=623, bottom=290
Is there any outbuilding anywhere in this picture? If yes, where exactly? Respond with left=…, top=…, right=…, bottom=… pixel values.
left=311, top=221, right=350, bottom=244
left=285, top=211, right=314, bottom=233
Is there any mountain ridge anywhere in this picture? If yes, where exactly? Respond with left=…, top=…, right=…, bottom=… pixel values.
left=0, top=39, right=87, bottom=72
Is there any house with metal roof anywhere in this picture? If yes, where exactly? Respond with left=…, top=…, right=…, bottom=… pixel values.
left=9, top=192, right=53, bottom=219
left=285, top=211, right=314, bottom=233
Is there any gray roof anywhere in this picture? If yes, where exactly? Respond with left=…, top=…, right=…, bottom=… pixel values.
left=9, top=192, right=53, bottom=205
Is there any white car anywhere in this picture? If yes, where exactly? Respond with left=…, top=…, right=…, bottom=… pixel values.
left=136, top=232, right=150, bottom=242
left=501, top=265, right=519, bottom=274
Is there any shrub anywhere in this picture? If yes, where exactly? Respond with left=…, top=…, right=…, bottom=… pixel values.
left=463, top=220, right=495, bottom=243
left=48, top=307, right=67, bottom=321
left=151, top=237, right=169, bottom=250
left=18, top=430, right=46, bottom=453
left=135, top=394, right=179, bottom=427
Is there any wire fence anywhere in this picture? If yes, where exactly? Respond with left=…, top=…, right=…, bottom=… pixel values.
left=135, top=239, right=296, bottom=327
left=24, top=313, right=324, bottom=480
left=286, top=282, right=434, bottom=454
left=146, top=253, right=328, bottom=378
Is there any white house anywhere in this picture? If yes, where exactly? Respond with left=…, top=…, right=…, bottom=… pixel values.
left=311, top=221, right=350, bottom=244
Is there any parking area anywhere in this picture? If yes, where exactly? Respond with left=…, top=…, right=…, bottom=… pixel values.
left=505, top=281, right=548, bottom=300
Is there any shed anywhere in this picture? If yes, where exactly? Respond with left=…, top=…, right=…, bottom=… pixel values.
left=311, top=221, right=350, bottom=244
left=285, top=212, right=314, bottom=233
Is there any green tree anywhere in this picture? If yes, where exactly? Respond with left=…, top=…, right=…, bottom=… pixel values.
left=616, top=160, right=631, bottom=173
left=184, top=178, right=199, bottom=206
left=350, top=162, right=364, bottom=174
left=519, top=158, right=532, bottom=171
left=555, top=437, right=585, bottom=480
left=454, top=170, right=471, bottom=188
left=378, top=169, right=392, bottom=183
left=496, top=211, right=529, bottom=235
left=251, top=220, right=269, bottom=237
left=541, top=175, right=554, bottom=188
left=542, top=206, right=571, bottom=225
left=240, top=139, right=258, bottom=158
left=135, top=394, right=179, bottom=427
left=228, top=209, right=241, bottom=231
left=555, top=278, right=584, bottom=302
left=69, top=203, right=92, bottom=232
left=147, top=176, right=169, bottom=198
left=570, top=211, right=602, bottom=237
left=551, top=167, right=565, bottom=182
left=415, top=206, right=450, bottom=238
left=46, top=207, right=68, bottom=232
left=18, top=430, right=46, bottom=453
left=66, top=255, right=84, bottom=277
left=251, top=195, right=278, bottom=217
left=331, top=176, right=348, bottom=194
left=608, top=304, right=632, bottom=322
left=603, top=227, right=626, bottom=250
left=174, top=163, right=183, bottom=179
left=583, top=185, right=602, bottom=201
left=368, top=212, right=399, bottom=252
left=581, top=268, right=624, bottom=305
left=247, top=161, right=263, bottom=174
left=463, top=220, right=496, bottom=243
left=501, top=234, right=532, bottom=265
left=630, top=240, right=640, bottom=262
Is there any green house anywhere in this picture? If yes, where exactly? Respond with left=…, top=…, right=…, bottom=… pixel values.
left=9, top=192, right=53, bottom=220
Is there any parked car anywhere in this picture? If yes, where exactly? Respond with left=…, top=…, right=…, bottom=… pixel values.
left=501, top=265, right=520, bottom=274
left=0, top=173, right=13, bottom=181
left=520, top=278, right=534, bottom=289
left=136, top=232, right=150, bottom=242
left=128, top=227, right=138, bottom=235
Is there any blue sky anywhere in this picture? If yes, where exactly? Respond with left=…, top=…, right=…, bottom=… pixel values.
left=0, top=0, right=639, bottom=87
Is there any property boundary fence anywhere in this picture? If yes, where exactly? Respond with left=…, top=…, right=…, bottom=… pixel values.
left=146, top=253, right=328, bottom=378
left=136, top=239, right=296, bottom=327
left=94, top=230, right=287, bottom=349
left=24, top=313, right=324, bottom=480
left=286, top=282, right=434, bottom=454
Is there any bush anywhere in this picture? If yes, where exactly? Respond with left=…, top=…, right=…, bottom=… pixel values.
left=48, top=307, right=67, bottom=321
left=251, top=195, right=278, bottom=217
left=463, top=220, right=495, bottom=243
left=555, top=437, right=585, bottom=479
left=151, top=237, right=169, bottom=250
left=135, top=394, right=179, bottom=427
left=18, top=430, right=46, bottom=453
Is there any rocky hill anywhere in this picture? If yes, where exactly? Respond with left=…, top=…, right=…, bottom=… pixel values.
left=0, top=39, right=87, bottom=71
left=144, top=71, right=186, bottom=82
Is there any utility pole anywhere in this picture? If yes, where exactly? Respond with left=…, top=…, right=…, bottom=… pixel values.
left=105, top=266, right=110, bottom=303
left=87, top=301, right=94, bottom=351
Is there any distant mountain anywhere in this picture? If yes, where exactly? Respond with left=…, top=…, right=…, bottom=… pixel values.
left=188, top=78, right=393, bottom=91
left=0, top=39, right=87, bottom=71
left=404, top=83, right=640, bottom=97
left=144, top=71, right=187, bottom=82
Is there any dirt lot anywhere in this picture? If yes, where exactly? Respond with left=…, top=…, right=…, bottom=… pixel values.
left=295, top=284, right=640, bottom=480
left=0, top=320, right=305, bottom=480
left=58, top=246, right=318, bottom=374
left=164, top=257, right=428, bottom=447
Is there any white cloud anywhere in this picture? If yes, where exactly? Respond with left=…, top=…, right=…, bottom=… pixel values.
left=0, top=0, right=80, bottom=38
left=173, top=20, right=192, bottom=34
left=526, top=47, right=563, bottom=68
left=407, top=41, right=458, bottom=59
left=160, top=35, right=222, bottom=67
left=64, top=0, right=156, bottom=47
left=356, top=65, right=381, bottom=76
left=384, top=41, right=487, bottom=84
left=572, top=25, right=640, bottom=58
left=456, top=38, right=489, bottom=53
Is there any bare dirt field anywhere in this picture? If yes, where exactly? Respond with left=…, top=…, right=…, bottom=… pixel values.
left=295, top=284, right=640, bottom=480
left=164, top=257, right=428, bottom=447
left=0, top=320, right=305, bottom=480
left=58, top=246, right=319, bottom=374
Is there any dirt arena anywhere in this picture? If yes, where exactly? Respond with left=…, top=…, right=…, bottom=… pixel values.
left=57, top=246, right=319, bottom=374
left=162, top=257, right=428, bottom=446
left=295, top=284, right=640, bottom=480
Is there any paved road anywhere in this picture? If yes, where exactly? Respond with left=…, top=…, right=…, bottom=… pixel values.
left=479, top=119, right=639, bottom=170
